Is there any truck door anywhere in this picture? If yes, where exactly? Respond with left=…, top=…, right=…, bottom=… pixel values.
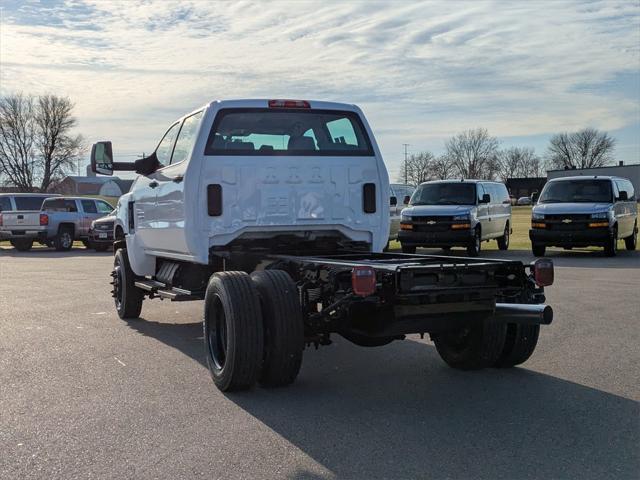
left=134, top=121, right=181, bottom=248
left=154, top=111, right=203, bottom=252
left=80, top=200, right=98, bottom=236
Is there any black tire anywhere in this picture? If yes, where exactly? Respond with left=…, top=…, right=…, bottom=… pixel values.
left=112, top=249, right=143, bottom=319
left=81, top=239, right=91, bottom=248
left=54, top=226, right=74, bottom=251
left=497, top=222, right=510, bottom=250
left=466, top=227, right=481, bottom=257
left=433, top=316, right=506, bottom=370
left=10, top=238, right=33, bottom=251
left=604, top=226, right=618, bottom=257
left=401, top=244, right=416, bottom=254
left=203, top=271, right=264, bottom=392
left=624, top=222, right=637, bottom=251
left=532, top=244, right=546, bottom=257
left=251, top=270, right=304, bottom=387
left=493, top=323, right=540, bottom=368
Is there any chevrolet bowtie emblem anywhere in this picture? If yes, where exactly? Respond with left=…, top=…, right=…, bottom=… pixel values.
left=427, top=220, right=437, bottom=225
left=562, top=218, right=572, bottom=224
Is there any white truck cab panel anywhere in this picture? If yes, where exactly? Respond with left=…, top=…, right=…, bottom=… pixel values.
left=107, top=100, right=389, bottom=275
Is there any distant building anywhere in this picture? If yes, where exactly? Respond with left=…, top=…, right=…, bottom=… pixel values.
left=51, top=176, right=134, bottom=197
left=505, top=177, right=547, bottom=199
left=547, top=162, right=640, bottom=197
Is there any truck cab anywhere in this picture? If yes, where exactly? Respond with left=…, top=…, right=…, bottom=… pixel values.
left=530, top=176, right=638, bottom=256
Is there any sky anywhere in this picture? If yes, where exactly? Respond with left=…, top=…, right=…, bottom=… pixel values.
left=1, top=0, right=639, bottom=180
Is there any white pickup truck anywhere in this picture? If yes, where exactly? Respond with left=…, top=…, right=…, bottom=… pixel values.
left=92, top=99, right=555, bottom=392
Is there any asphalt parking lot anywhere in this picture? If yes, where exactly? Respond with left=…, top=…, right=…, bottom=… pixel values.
left=1, top=247, right=639, bottom=480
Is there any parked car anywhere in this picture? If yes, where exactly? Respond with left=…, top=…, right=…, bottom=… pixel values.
left=88, top=210, right=117, bottom=251
left=398, top=180, right=512, bottom=256
left=517, top=196, right=532, bottom=206
left=38, top=197, right=114, bottom=251
left=0, top=193, right=60, bottom=251
left=389, top=183, right=415, bottom=243
left=89, top=98, right=554, bottom=393
left=530, top=176, right=637, bottom=256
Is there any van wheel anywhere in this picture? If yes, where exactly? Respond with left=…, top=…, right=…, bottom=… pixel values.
left=604, top=226, right=618, bottom=257
left=10, top=238, right=33, bottom=251
left=54, top=226, right=73, bottom=251
left=251, top=270, right=304, bottom=387
left=497, top=223, right=510, bottom=250
left=532, top=244, right=546, bottom=257
left=203, top=271, right=264, bottom=392
left=466, top=227, right=481, bottom=257
left=433, top=316, right=506, bottom=370
left=111, top=249, right=143, bottom=319
left=493, top=323, right=540, bottom=368
left=625, top=222, right=637, bottom=251
left=401, top=244, right=416, bottom=254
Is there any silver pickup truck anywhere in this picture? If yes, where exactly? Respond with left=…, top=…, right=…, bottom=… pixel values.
left=0, top=195, right=113, bottom=251
left=0, top=193, right=60, bottom=251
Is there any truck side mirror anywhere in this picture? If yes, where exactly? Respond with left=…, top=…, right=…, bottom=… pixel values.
left=618, top=191, right=628, bottom=201
left=91, top=141, right=113, bottom=176
left=403, top=195, right=411, bottom=205
left=480, top=193, right=490, bottom=204
left=390, top=196, right=397, bottom=206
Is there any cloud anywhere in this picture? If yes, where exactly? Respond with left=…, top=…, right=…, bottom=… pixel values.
left=1, top=0, right=638, bottom=173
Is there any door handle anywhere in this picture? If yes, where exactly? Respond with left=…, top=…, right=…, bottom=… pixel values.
left=149, top=181, right=159, bottom=188
left=172, top=175, right=184, bottom=183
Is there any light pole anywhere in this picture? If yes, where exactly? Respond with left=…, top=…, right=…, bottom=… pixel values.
left=402, top=143, right=410, bottom=184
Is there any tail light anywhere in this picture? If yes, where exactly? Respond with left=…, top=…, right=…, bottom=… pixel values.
left=0, top=213, right=3, bottom=226
left=351, top=266, right=377, bottom=297
left=39, top=213, right=49, bottom=226
left=533, top=258, right=554, bottom=287
left=268, top=99, right=310, bottom=109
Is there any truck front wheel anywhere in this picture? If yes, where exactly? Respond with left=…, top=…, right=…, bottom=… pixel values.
left=493, top=324, right=540, bottom=368
left=251, top=270, right=304, bottom=387
left=203, top=272, right=264, bottom=392
left=624, top=222, right=637, bottom=251
left=112, top=249, right=143, bottom=319
left=433, top=316, right=506, bottom=370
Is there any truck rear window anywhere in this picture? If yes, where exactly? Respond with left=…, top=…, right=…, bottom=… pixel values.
left=14, top=196, right=47, bottom=210
left=205, top=109, right=374, bottom=156
left=42, top=199, right=78, bottom=212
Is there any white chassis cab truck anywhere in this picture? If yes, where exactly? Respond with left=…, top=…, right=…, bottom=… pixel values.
left=91, top=99, right=555, bottom=392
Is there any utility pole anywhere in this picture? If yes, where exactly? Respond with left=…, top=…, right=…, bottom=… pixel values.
left=402, top=143, right=410, bottom=184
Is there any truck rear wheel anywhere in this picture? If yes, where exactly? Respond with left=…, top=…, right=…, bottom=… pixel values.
left=532, top=244, right=546, bottom=257
left=10, top=238, right=33, bottom=251
left=433, top=316, right=506, bottom=370
left=493, top=323, right=540, bottom=368
left=112, top=249, right=144, bottom=319
left=203, top=271, right=264, bottom=392
left=54, top=226, right=73, bottom=251
left=251, top=270, right=304, bottom=387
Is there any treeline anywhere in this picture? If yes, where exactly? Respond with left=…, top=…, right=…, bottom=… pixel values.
left=398, top=127, right=616, bottom=185
left=0, top=93, right=84, bottom=192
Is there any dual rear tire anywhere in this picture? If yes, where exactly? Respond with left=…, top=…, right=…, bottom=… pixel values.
left=203, top=270, right=303, bottom=392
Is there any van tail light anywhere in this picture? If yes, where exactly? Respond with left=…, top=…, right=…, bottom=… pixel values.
left=40, top=213, right=49, bottom=226
left=268, top=99, right=310, bottom=109
left=0, top=213, right=3, bottom=226
left=351, top=266, right=377, bottom=297
left=533, top=258, right=554, bottom=287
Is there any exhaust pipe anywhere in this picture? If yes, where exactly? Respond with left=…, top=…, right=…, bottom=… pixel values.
left=494, top=303, right=553, bottom=326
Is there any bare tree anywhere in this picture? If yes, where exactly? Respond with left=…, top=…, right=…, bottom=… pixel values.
left=397, top=151, right=435, bottom=185
left=0, top=94, right=38, bottom=191
left=547, top=128, right=615, bottom=169
left=431, top=154, right=455, bottom=180
left=35, top=95, right=84, bottom=192
left=0, top=93, right=84, bottom=192
left=445, top=128, right=500, bottom=180
left=497, top=146, right=541, bottom=180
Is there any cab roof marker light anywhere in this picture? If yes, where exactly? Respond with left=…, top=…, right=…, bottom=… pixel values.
left=268, top=99, right=311, bottom=109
